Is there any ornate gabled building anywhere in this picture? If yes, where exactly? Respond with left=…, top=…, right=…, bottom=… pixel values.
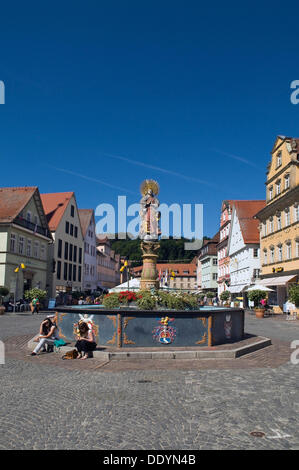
left=217, top=200, right=234, bottom=296
left=41, top=192, right=84, bottom=296
left=228, top=200, right=265, bottom=299
left=78, top=209, right=98, bottom=292
left=255, top=136, right=299, bottom=308
left=0, top=187, right=53, bottom=300
left=197, top=233, right=219, bottom=292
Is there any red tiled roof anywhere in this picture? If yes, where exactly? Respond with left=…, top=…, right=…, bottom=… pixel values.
left=234, top=200, right=266, bottom=243
left=78, top=209, right=94, bottom=238
left=41, top=192, right=74, bottom=231
left=0, top=187, right=38, bottom=223
left=133, top=261, right=197, bottom=278
left=96, top=236, right=110, bottom=245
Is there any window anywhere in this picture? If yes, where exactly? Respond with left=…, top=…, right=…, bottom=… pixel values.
left=73, top=265, right=76, bottom=282
left=276, top=180, right=281, bottom=195
left=277, top=214, right=281, bottom=231
left=263, top=222, right=267, bottom=236
left=270, top=247, right=275, bottom=263
left=71, top=205, right=74, bottom=217
left=68, top=264, right=72, bottom=281
left=74, top=226, right=78, bottom=238
left=269, top=186, right=273, bottom=200
left=73, top=246, right=77, bottom=263
left=70, top=224, right=74, bottom=236
left=263, top=250, right=267, bottom=265
left=213, top=273, right=218, bottom=280
left=26, top=212, right=31, bottom=222
left=253, top=248, right=258, bottom=258
left=26, top=239, right=32, bottom=257
left=294, top=205, right=299, bottom=222
left=40, top=244, right=46, bottom=260
left=269, top=218, right=274, bottom=233
left=69, top=244, right=73, bottom=261
left=296, top=240, right=299, bottom=258
left=213, top=259, right=218, bottom=265
left=78, top=266, right=82, bottom=282
left=276, top=151, right=282, bottom=168
left=64, top=262, right=68, bottom=281
left=65, top=221, right=69, bottom=234
left=284, top=174, right=290, bottom=190
left=58, top=239, right=62, bottom=258
left=10, top=233, right=16, bottom=252
left=79, top=247, right=82, bottom=264
left=19, top=236, right=25, bottom=254
left=286, top=243, right=292, bottom=260
left=64, top=242, right=68, bottom=260
left=33, top=241, right=39, bottom=258
left=277, top=245, right=283, bottom=262
left=285, top=209, right=290, bottom=227
left=253, top=269, right=260, bottom=279
left=57, top=261, right=61, bottom=280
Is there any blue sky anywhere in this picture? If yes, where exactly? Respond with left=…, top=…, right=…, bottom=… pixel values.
left=1, top=1, right=299, bottom=237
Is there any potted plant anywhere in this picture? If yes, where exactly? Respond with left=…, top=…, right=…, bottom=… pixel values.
left=220, top=290, right=230, bottom=306
left=206, top=291, right=215, bottom=305
left=247, top=290, right=266, bottom=318
left=24, top=288, right=47, bottom=312
left=288, top=285, right=299, bottom=318
left=0, top=286, right=9, bottom=314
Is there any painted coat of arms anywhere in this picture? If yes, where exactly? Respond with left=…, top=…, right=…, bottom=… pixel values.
left=152, top=316, right=176, bottom=344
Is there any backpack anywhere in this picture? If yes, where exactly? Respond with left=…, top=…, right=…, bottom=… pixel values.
left=62, top=349, right=78, bottom=360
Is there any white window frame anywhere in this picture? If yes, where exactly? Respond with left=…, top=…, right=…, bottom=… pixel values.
left=10, top=233, right=16, bottom=252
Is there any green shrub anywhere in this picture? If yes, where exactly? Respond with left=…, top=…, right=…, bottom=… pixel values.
left=103, top=293, right=120, bottom=308
left=220, top=291, right=230, bottom=301
left=288, top=285, right=299, bottom=307
left=206, top=291, right=215, bottom=298
left=24, top=288, right=47, bottom=302
left=136, top=291, right=156, bottom=310
left=0, top=286, right=9, bottom=305
left=247, top=290, right=265, bottom=307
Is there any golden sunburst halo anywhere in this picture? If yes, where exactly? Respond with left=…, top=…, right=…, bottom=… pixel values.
left=140, top=179, right=160, bottom=196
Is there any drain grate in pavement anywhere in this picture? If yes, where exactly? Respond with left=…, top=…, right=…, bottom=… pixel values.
left=138, top=380, right=152, bottom=383
left=250, top=431, right=265, bottom=438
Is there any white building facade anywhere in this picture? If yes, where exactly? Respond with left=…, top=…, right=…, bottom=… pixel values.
left=79, top=209, right=98, bottom=291
left=227, top=201, right=265, bottom=300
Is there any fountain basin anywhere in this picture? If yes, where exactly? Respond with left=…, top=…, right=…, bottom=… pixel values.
left=54, top=306, right=244, bottom=348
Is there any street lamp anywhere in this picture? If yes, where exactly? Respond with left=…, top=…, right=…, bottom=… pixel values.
left=14, top=263, right=26, bottom=312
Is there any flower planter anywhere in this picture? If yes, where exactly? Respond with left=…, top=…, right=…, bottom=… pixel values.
left=255, top=308, right=265, bottom=318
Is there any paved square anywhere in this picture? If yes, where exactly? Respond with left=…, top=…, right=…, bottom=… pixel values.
left=0, top=312, right=298, bottom=450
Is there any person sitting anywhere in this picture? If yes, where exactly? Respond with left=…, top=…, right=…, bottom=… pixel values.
left=75, top=321, right=97, bottom=360
left=30, top=317, right=59, bottom=356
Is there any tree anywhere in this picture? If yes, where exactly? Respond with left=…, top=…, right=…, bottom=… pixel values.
left=288, top=285, right=299, bottom=307
left=0, top=286, right=9, bottom=305
left=247, top=290, right=265, bottom=308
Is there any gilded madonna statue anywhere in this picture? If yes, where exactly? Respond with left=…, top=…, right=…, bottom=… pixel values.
left=139, top=179, right=161, bottom=241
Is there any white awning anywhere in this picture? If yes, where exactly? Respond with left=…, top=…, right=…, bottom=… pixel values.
left=260, top=275, right=297, bottom=286
left=228, top=285, right=248, bottom=294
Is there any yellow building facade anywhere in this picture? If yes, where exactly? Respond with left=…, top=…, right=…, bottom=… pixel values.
left=255, top=136, right=299, bottom=308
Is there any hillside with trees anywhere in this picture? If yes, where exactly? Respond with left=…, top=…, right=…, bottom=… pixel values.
left=110, top=236, right=210, bottom=267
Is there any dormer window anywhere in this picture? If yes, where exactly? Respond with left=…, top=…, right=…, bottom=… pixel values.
left=276, top=151, right=282, bottom=168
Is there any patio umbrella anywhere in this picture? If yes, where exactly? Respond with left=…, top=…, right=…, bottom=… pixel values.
left=246, top=284, right=274, bottom=292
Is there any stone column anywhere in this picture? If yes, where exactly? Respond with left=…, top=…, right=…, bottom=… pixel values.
left=140, top=241, right=160, bottom=290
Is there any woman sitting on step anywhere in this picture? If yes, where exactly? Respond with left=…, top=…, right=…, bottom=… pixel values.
left=75, top=321, right=97, bottom=360
left=31, top=317, right=59, bottom=356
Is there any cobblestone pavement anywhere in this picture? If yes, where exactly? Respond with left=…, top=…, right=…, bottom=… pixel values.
left=0, top=312, right=299, bottom=450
